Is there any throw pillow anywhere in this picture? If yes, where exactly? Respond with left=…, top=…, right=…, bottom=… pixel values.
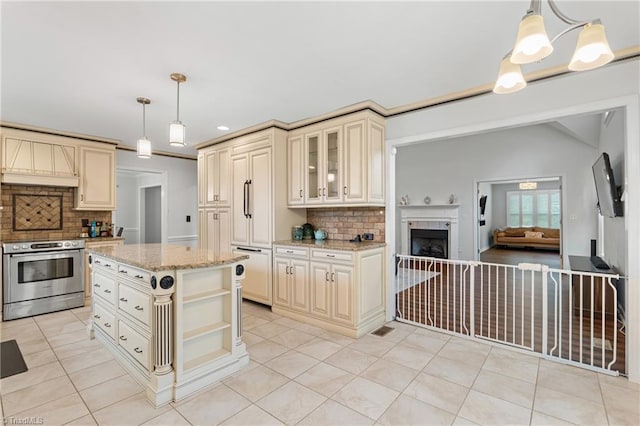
left=524, top=231, right=544, bottom=239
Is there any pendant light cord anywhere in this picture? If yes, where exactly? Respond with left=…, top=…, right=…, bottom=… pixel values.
left=142, top=102, right=147, bottom=138
left=176, top=80, right=180, bottom=121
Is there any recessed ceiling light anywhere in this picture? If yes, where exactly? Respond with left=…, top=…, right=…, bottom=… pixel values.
left=217, top=125, right=229, bottom=131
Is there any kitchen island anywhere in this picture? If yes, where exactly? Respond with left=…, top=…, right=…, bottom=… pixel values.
left=87, top=243, right=249, bottom=407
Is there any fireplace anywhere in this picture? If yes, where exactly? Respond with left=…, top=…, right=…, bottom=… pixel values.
left=408, top=221, right=450, bottom=259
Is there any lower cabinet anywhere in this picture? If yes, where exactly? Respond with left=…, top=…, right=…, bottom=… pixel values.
left=84, top=239, right=124, bottom=306
left=272, top=244, right=385, bottom=338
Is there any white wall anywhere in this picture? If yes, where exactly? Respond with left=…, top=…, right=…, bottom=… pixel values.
left=599, top=109, right=626, bottom=275
left=116, top=150, right=198, bottom=245
left=385, top=59, right=640, bottom=382
left=395, top=124, right=596, bottom=260
left=114, top=174, right=140, bottom=243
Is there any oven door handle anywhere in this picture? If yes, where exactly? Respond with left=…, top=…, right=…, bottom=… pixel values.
left=8, top=250, right=83, bottom=259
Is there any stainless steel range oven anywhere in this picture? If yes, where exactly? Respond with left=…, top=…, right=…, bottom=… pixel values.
left=2, top=239, right=85, bottom=320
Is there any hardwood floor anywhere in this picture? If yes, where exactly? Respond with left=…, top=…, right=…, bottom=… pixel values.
left=481, top=246, right=562, bottom=269
left=396, top=258, right=625, bottom=374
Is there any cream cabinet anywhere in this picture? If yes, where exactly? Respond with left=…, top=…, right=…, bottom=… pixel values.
left=272, top=243, right=386, bottom=337
left=198, top=208, right=231, bottom=255
left=197, top=128, right=306, bottom=306
left=199, top=146, right=230, bottom=207
left=84, top=239, right=124, bottom=306
left=75, top=145, right=116, bottom=210
left=287, top=110, right=385, bottom=208
left=273, top=246, right=310, bottom=312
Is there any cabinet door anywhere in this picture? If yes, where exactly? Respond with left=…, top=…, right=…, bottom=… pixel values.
left=287, top=135, right=305, bottom=205
left=217, top=208, right=231, bottom=254
left=310, top=262, right=331, bottom=319
left=231, top=153, right=250, bottom=246
left=343, top=120, right=367, bottom=203
left=323, top=126, right=342, bottom=203
left=205, top=150, right=218, bottom=206
left=273, top=257, right=291, bottom=308
left=198, top=209, right=207, bottom=250
left=291, top=259, right=309, bottom=312
left=368, top=120, right=385, bottom=203
left=248, top=147, right=272, bottom=247
left=332, top=264, right=354, bottom=325
left=304, top=132, right=322, bottom=205
left=205, top=209, right=218, bottom=253
left=234, top=247, right=272, bottom=306
left=76, top=146, right=115, bottom=210
left=197, top=153, right=205, bottom=207
left=216, top=147, right=231, bottom=206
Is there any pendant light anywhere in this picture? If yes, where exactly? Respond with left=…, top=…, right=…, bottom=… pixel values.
left=136, top=97, right=152, bottom=159
left=494, top=0, right=614, bottom=95
left=169, top=73, right=187, bottom=147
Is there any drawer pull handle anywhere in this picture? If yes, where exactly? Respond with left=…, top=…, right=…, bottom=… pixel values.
left=134, top=347, right=143, bottom=354
left=119, top=270, right=128, bottom=274
left=326, top=254, right=335, bottom=258
left=325, top=272, right=329, bottom=282
left=94, top=283, right=101, bottom=288
left=299, top=189, right=303, bottom=198
left=104, top=264, right=111, bottom=268
left=93, top=314, right=101, bottom=319
left=104, top=323, right=112, bottom=328
left=135, top=274, right=144, bottom=279
left=104, top=289, right=111, bottom=294
left=120, top=297, right=128, bottom=302
left=331, top=272, right=335, bottom=282
left=134, top=305, right=143, bottom=311
left=286, top=250, right=293, bottom=254
left=119, top=335, right=127, bottom=341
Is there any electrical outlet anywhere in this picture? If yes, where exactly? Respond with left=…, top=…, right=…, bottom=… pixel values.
left=186, top=215, right=191, bottom=223
left=363, top=233, right=374, bottom=240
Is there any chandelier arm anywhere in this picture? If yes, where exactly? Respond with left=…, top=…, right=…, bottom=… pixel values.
left=549, top=21, right=590, bottom=44
left=548, top=0, right=594, bottom=25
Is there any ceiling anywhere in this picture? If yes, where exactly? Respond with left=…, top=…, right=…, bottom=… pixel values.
left=2, top=1, right=638, bottom=157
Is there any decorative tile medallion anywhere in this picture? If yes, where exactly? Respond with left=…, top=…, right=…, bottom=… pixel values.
left=13, top=194, right=63, bottom=231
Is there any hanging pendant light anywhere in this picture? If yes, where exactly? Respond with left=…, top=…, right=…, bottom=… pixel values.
left=136, top=97, right=152, bottom=159
left=169, top=73, right=187, bottom=147
left=493, top=56, right=527, bottom=94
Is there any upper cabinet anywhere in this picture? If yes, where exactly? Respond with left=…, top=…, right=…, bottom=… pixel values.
left=1, top=126, right=117, bottom=210
left=287, top=110, right=385, bottom=208
left=75, top=145, right=116, bottom=210
left=198, top=146, right=230, bottom=207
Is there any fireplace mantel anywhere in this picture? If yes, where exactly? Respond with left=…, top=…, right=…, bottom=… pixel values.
left=399, top=204, right=459, bottom=258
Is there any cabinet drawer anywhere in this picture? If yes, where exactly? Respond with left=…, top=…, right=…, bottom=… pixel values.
left=311, top=249, right=353, bottom=263
left=92, top=255, right=117, bottom=272
left=117, top=264, right=151, bottom=285
left=275, top=246, right=309, bottom=258
left=118, top=321, right=151, bottom=370
left=92, top=303, right=116, bottom=340
left=118, top=284, right=151, bottom=327
left=93, top=272, right=117, bottom=305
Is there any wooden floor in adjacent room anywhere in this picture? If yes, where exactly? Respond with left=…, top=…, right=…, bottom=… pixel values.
left=481, top=246, right=562, bottom=269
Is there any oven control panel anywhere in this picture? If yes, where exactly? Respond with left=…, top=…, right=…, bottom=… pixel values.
left=2, top=239, right=85, bottom=254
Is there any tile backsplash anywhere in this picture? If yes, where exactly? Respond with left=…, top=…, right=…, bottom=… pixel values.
left=306, top=207, right=385, bottom=241
left=1, top=184, right=111, bottom=241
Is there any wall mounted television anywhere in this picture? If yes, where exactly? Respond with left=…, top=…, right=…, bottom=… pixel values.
left=592, top=152, right=623, bottom=218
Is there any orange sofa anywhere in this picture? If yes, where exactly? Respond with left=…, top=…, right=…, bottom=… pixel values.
left=493, top=227, right=560, bottom=250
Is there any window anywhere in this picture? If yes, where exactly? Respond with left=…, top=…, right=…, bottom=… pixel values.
left=507, top=190, right=560, bottom=228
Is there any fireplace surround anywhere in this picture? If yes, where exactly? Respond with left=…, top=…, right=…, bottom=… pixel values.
left=399, top=204, right=459, bottom=259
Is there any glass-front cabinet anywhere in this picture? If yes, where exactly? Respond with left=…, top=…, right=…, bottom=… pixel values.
left=304, top=126, right=342, bottom=205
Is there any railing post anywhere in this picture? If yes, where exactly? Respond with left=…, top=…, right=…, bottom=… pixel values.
left=470, top=262, right=476, bottom=337
left=541, top=265, right=549, bottom=357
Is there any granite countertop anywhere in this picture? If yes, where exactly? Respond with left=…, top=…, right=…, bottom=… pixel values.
left=273, top=239, right=386, bottom=251
left=89, top=243, right=248, bottom=271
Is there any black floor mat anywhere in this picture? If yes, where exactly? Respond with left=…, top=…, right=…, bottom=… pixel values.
left=0, top=339, right=28, bottom=379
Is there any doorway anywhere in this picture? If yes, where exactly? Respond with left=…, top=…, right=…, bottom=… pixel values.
left=476, top=176, right=563, bottom=268
left=141, top=185, right=161, bottom=243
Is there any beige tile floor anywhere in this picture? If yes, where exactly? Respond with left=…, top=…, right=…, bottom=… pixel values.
left=1, top=302, right=639, bottom=425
